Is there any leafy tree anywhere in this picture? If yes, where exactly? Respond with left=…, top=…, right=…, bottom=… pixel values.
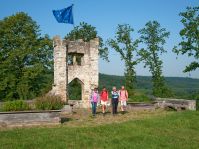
left=107, top=24, right=140, bottom=95
left=173, top=6, right=199, bottom=72
left=138, top=21, right=172, bottom=97
left=0, top=12, right=53, bottom=101
left=68, top=79, right=82, bottom=100
left=65, top=22, right=109, bottom=61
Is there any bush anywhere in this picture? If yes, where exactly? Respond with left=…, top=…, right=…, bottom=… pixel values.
left=0, top=105, right=3, bottom=112
left=2, top=100, right=30, bottom=111
left=192, top=93, right=199, bottom=111
left=129, top=94, right=151, bottom=102
left=128, top=89, right=135, bottom=99
left=196, top=95, right=199, bottom=111
left=196, top=100, right=199, bottom=111
left=153, top=86, right=174, bottom=98
left=35, top=95, right=64, bottom=110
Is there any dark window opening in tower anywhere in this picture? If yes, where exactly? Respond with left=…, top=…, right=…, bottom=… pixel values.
left=67, top=53, right=84, bottom=66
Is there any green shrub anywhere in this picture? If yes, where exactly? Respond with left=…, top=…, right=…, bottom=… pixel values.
left=196, top=96, right=199, bottom=111
left=128, top=89, right=135, bottom=99
left=193, top=93, right=199, bottom=111
left=129, top=94, right=151, bottom=102
left=2, top=100, right=30, bottom=111
left=0, top=106, right=3, bottom=112
left=196, top=100, right=199, bottom=111
left=35, top=95, right=64, bottom=110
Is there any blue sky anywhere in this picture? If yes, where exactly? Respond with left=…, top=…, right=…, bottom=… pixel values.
left=0, top=0, right=199, bottom=78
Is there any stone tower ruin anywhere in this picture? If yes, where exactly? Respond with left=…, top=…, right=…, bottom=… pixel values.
left=50, top=36, right=99, bottom=108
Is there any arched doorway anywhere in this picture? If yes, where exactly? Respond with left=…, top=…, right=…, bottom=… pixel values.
left=68, top=78, right=84, bottom=100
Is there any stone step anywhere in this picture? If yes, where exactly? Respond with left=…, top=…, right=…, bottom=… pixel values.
left=0, top=112, right=60, bottom=128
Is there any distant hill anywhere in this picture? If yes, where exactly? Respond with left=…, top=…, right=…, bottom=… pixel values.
left=99, top=73, right=199, bottom=99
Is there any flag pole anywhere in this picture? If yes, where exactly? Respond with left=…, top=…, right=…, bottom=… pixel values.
left=52, top=4, right=74, bottom=103
left=66, top=43, right=69, bottom=104
left=66, top=4, right=75, bottom=103
left=72, top=4, right=75, bottom=28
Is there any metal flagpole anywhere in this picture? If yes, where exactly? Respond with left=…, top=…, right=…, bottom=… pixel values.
left=66, top=43, right=69, bottom=104
left=72, top=4, right=75, bottom=28
left=66, top=4, right=74, bottom=104
left=52, top=4, right=75, bottom=104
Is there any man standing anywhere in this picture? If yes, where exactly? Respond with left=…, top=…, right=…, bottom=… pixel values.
left=111, top=86, right=119, bottom=115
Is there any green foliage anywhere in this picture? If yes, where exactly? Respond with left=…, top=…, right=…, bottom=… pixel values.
left=107, top=24, right=140, bottom=95
left=0, top=12, right=53, bottom=101
left=2, top=100, right=30, bottom=111
left=129, top=93, right=151, bottom=102
left=35, top=95, right=64, bottom=110
left=68, top=79, right=82, bottom=100
left=173, top=6, right=199, bottom=72
left=65, top=22, right=109, bottom=61
left=99, top=73, right=125, bottom=91
left=138, top=21, right=172, bottom=97
left=99, top=73, right=199, bottom=100
left=193, top=92, right=199, bottom=110
left=196, top=100, right=199, bottom=110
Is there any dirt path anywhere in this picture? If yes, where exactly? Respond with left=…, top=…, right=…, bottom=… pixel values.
left=60, top=107, right=170, bottom=127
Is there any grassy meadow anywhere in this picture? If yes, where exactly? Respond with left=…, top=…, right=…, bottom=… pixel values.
left=0, top=110, right=199, bottom=149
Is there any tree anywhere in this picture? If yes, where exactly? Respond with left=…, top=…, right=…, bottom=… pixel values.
left=68, top=79, right=82, bottom=100
left=138, top=21, right=172, bottom=97
left=65, top=22, right=109, bottom=61
left=107, top=24, right=140, bottom=95
left=173, top=6, right=199, bottom=72
left=0, top=12, right=53, bottom=101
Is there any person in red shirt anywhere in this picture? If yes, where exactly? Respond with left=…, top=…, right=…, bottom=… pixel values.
left=100, top=86, right=109, bottom=115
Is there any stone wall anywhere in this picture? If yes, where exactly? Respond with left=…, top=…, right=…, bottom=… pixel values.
left=50, top=36, right=99, bottom=108
left=0, top=112, right=60, bottom=128
left=155, top=98, right=196, bottom=111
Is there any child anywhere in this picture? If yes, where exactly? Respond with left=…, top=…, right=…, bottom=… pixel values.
left=119, top=86, right=128, bottom=113
left=111, top=86, right=119, bottom=115
left=100, top=86, right=109, bottom=115
left=90, top=88, right=100, bottom=116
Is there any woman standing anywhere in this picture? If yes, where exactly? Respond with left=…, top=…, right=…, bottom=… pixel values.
left=100, top=86, right=109, bottom=115
left=111, top=86, right=120, bottom=115
left=90, top=88, right=100, bottom=116
left=119, top=86, right=128, bottom=113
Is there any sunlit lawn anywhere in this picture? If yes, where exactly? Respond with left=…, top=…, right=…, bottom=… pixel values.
left=0, top=111, right=199, bottom=149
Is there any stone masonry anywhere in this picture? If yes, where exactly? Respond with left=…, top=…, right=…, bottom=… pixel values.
left=50, top=36, right=99, bottom=108
left=155, top=98, right=196, bottom=111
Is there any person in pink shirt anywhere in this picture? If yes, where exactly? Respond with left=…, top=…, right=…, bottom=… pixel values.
left=90, top=88, right=99, bottom=116
left=119, top=86, right=128, bottom=113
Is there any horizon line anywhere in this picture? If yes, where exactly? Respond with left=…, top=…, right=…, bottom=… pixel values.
left=99, top=73, right=199, bottom=79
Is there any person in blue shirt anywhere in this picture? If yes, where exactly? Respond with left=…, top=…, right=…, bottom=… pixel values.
left=111, top=86, right=120, bottom=115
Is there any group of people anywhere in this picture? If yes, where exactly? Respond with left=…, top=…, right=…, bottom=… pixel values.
left=90, top=86, right=128, bottom=116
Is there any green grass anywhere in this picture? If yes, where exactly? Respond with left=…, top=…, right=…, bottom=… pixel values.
left=0, top=111, right=199, bottom=149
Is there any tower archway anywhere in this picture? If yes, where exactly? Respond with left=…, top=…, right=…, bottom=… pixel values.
left=68, top=78, right=84, bottom=100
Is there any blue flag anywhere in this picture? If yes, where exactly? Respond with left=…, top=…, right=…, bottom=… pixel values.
left=52, top=5, right=74, bottom=24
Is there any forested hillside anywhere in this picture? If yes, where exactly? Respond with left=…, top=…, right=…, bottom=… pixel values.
left=99, top=73, right=199, bottom=100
